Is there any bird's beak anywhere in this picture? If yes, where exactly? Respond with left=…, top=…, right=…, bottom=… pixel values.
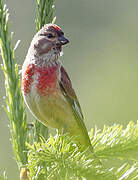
left=58, top=36, right=69, bottom=45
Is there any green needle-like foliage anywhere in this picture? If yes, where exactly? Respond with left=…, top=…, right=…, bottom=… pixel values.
left=36, top=0, right=55, bottom=32
left=0, top=0, right=28, bottom=168
left=91, top=121, right=138, bottom=160
left=1, top=0, right=138, bottom=179
left=27, top=122, right=138, bottom=180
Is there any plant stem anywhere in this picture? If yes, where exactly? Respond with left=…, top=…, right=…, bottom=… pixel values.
left=0, top=0, right=28, bottom=168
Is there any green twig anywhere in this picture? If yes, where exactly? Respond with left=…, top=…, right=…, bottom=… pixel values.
left=27, top=122, right=138, bottom=179
left=0, top=0, right=28, bottom=168
left=36, top=0, right=55, bottom=31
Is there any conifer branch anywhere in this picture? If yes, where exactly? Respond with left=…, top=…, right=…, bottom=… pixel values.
left=90, top=121, right=138, bottom=161
left=1, top=1, right=138, bottom=180
left=27, top=122, right=138, bottom=180
left=0, top=0, right=28, bottom=169
left=36, top=0, right=55, bottom=31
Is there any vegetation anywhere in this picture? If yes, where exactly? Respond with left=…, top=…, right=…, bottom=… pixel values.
left=27, top=122, right=138, bottom=179
left=0, top=0, right=138, bottom=179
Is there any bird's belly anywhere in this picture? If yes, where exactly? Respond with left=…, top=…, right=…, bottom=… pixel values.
left=24, top=88, right=74, bottom=129
left=23, top=80, right=92, bottom=151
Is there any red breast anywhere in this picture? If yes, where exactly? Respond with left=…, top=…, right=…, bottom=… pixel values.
left=22, top=64, right=59, bottom=96
left=22, top=64, right=35, bottom=95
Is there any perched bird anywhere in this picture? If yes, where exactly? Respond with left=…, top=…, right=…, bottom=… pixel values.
left=22, top=24, right=93, bottom=152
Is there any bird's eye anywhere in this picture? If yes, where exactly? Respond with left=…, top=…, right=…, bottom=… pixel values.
left=47, top=33, right=54, bottom=38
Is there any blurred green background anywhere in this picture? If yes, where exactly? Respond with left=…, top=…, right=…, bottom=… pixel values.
left=0, top=0, right=138, bottom=179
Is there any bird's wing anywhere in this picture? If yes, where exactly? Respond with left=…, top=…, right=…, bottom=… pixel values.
left=59, top=66, right=88, bottom=129
left=59, top=66, right=93, bottom=151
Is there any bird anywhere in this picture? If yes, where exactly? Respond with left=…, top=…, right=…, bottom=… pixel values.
left=21, top=24, right=93, bottom=152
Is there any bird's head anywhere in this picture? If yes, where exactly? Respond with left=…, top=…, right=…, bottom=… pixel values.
left=31, top=24, right=69, bottom=62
